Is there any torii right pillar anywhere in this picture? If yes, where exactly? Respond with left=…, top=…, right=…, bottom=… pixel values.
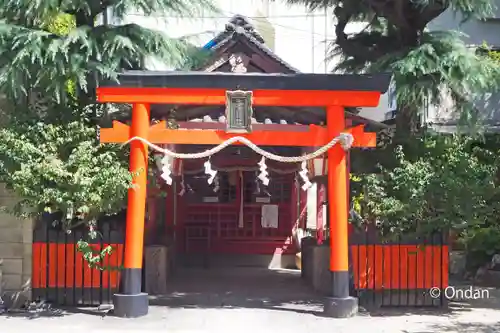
left=324, top=105, right=357, bottom=318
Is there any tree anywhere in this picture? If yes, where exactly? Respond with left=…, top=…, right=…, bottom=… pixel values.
left=484, top=45, right=500, bottom=63
left=350, top=134, right=500, bottom=270
left=282, top=0, right=500, bottom=139
left=357, top=136, right=499, bottom=235
left=279, top=1, right=500, bottom=267
left=0, top=0, right=216, bottom=103
left=0, top=1, right=217, bottom=267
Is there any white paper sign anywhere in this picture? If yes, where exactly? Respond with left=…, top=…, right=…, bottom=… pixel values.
left=202, top=196, right=219, bottom=203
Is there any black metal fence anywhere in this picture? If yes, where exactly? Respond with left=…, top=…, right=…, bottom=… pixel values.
left=32, top=213, right=126, bottom=306
left=350, top=230, right=449, bottom=308
left=32, top=210, right=449, bottom=309
left=301, top=230, right=449, bottom=308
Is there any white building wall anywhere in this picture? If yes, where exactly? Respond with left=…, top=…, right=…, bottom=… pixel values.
left=358, top=83, right=396, bottom=122
left=424, top=6, right=500, bottom=129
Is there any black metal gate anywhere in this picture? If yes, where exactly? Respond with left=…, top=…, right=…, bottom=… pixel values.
left=350, top=230, right=449, bottom=308
left=32, top=212, right=125, bottom=306
left=301, top=230, right=449, bottom=309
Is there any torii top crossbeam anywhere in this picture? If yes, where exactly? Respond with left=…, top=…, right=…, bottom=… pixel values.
left=96, top=70, right=391, bottom=319
left=98, top=71, right=391, bottom=147
left=98, top=71, right=389, bottom=107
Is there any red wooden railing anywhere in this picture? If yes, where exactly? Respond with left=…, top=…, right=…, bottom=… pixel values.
left=180, top=203, right=295, bottom=254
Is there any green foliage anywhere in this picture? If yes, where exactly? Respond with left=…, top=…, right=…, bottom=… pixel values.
left=0, top=0, right=218, bottom=102
left=0, top=115, right=132, bottom=221
left=178, top=46, right=214, bottom=70
left=357, top=135, right=500, bottom=239
left=285, top=0, right=500, bottom=268
left=0, top=103, right=132, bottom=269
left=44, top=13, right=76, bottom=35
left=284, top=0, right=495, bottom=20
left=352, top=133, right=500, bottom=268
left=350, top=133, right=500, bottom=268
left=0, top=0, right=217, bottom=268
left=77, top=239, right=121, bottom=271
left=283, top=0, right=500, bottom=133
left=481, top=42, right=500, bottom=64
left=44, top=14, right=78, bottom=96
left=490, top=50, right=500, bottom=63
left=460, top=226, right=500, bottom=270
left=373, top=32, right=500, bottom=126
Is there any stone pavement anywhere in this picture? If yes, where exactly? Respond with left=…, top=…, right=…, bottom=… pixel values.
left=1, top=268, right=500, bottom=333
left=1, top=301, right=500, bottom=333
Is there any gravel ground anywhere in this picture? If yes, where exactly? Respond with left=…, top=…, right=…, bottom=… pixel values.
left=1, top=268, right=499, bottom=333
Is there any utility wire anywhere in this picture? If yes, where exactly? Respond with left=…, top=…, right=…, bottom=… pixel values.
left=180, top=28, right=336, bottom=42
left=124, top=10, right=341, bottom=71
left=125, top=11, right=339, bottom=36
left=125, top=13, right=327, bottom=19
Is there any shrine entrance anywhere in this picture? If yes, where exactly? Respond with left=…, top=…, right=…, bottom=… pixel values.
left=95, top=13, right=389, bottom=322
left=97, top=68, right=390, bottom=319
left=105, top=15, right=388, bottom=275
left=149, top=266, right=325, bottom=313
left=176, top=145, right=300, bottom=268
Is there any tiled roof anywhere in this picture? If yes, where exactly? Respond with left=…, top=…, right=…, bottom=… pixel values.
left=186, top=113, right=390, bottom=131
left=189, top=115, right=293, bottom=125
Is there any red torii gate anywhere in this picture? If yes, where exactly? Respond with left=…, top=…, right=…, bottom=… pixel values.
left=96, top=71, right=390, bottom=318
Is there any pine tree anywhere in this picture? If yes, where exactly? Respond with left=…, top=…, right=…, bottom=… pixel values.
left=0, top=0, right=216, bottom=103
left=280, top=1, right=500, bottom=246
left=282, top=0, right=500, bottom=138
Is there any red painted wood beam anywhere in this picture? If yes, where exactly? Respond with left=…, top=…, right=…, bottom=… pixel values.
left=177, top=122, right=376, bottom=147
left=99, top=121, right=376, bottom=147
left=96, top=87, right=382, bottom=108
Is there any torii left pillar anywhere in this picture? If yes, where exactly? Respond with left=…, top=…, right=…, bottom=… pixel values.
left=113, top=103, right=150, bottom=318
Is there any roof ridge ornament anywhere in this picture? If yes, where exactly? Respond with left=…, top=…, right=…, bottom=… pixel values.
left=225, top=14, right=265, bottom=44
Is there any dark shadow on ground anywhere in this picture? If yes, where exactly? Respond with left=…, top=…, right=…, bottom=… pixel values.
left=56, top=306, right=113, bottom=318
left=147, top=267, right=484, bottom=318
left=149, top=267, right=325, bottom=316
left=403, top=322, right=500, bottom=333
left=0, top=300, right=113, bottom=319
left=0, top=307, right=67, bottom=319
left=444, top=283, right=500, bottom=311
left=7, top=269, right=500, bottom=319
left=365, top=303, right=465, bottom=317
left=362, top=280, right=500, bottom=317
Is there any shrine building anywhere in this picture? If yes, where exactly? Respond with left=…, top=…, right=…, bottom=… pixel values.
left=30, top=15, right=449, bottom=320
